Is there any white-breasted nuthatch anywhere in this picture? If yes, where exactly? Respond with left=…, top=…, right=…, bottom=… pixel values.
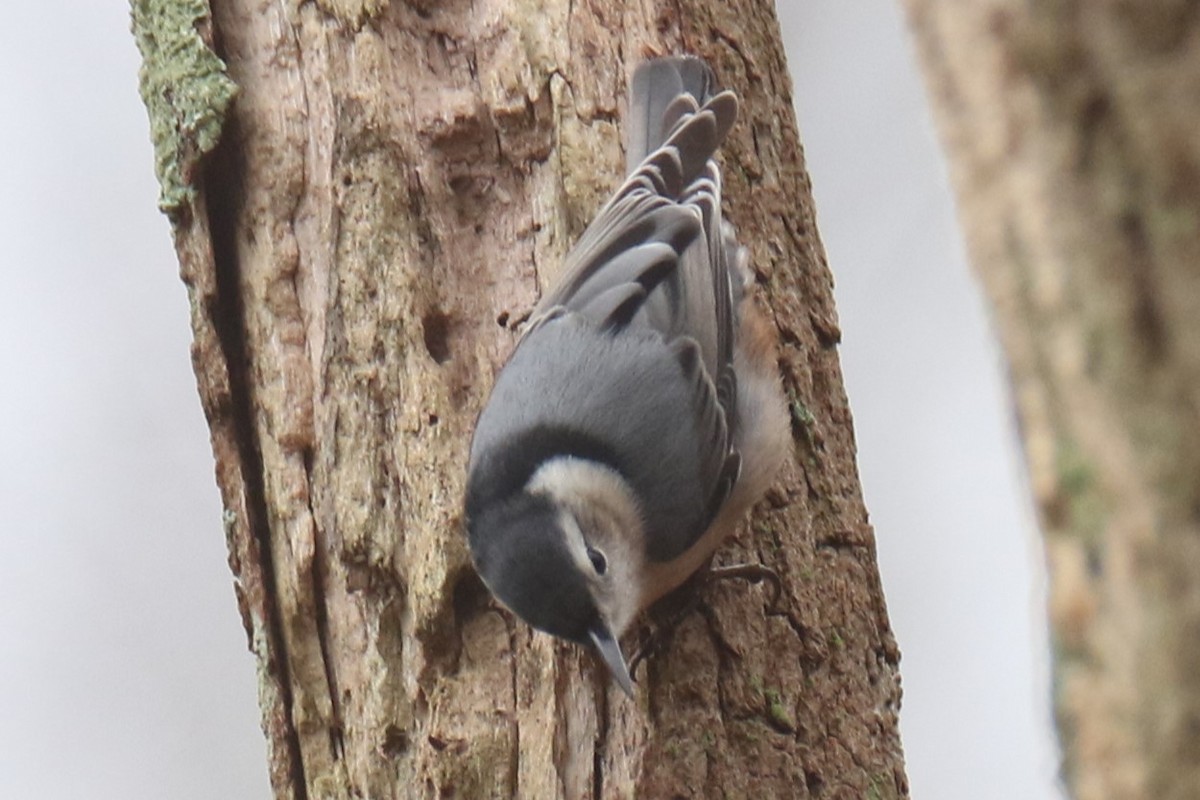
left=464, top=56, right=788, bottom=694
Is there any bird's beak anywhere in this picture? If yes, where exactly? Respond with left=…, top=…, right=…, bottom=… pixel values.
left=588, top=624, right=634, bottom=697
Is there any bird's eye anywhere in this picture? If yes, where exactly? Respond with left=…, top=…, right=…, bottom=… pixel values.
left=586, top=546, right=608, bottom=575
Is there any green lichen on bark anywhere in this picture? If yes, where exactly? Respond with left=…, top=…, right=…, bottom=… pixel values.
left=130, top=0, right=237, bottom=216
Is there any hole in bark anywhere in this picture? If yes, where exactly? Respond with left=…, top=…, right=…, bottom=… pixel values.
left=496, top=310, right=510, bottom=327
left=452, top=569, right=491, bottom=629
left=427, top=413, right=439, bottom=426
left=805, top=769, right=824, bottom=795
left=422, top=307, right=453, bottom=364
left=382, top=725, right=409, bottom=757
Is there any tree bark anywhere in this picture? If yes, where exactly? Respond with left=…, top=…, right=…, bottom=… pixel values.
left=133, top=0, right=907, bottom=797
left=903, top=3, right=1200, bottom=799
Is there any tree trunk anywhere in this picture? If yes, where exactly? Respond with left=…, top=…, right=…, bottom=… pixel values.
left=903, top=3, right=1200, bottom=799
left=132, top=0, right=907, bottom=796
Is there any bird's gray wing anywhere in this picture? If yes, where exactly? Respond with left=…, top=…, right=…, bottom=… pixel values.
left=527, top=88, right=737, bottom=332
left=668, top=335, right=742, bottom=539
left=523, top=57, right=743, bottom=550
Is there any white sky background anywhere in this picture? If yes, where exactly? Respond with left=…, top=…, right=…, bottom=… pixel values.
left=0, top=2, right=1061, bottom=798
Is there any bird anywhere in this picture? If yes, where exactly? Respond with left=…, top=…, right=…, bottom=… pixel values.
left=463, top=55, right=788, bottom=695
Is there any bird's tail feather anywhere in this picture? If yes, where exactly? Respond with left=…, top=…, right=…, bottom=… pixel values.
left=626, top=56, right=719, bottom=173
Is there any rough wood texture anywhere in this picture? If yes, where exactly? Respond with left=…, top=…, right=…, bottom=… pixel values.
left=904, top=2, right=1200, bottom=798
left=134, top=0, right=907, bottom=796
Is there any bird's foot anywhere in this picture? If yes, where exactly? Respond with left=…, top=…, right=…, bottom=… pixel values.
left=627, top=560, right=783, bottom=681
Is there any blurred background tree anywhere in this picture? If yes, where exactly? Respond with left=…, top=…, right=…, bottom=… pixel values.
left=905, top=3, right=1200, bottom=799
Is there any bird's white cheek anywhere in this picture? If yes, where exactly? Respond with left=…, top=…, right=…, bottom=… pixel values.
left=600, top=547, right=646, bottom=637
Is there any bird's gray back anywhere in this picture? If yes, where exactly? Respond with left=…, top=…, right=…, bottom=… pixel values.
left=470, top=315, right=716, bottom=561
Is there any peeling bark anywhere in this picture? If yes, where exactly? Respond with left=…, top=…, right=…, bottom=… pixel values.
left=904, top=2, right=1200, bottom=799
left=134, top=0, right=907, bottom=796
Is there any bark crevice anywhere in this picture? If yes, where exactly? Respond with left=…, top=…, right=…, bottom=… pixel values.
left=203, top=119, right=311, bottom=799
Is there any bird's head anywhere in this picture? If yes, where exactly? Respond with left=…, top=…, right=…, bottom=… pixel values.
left=467, top=456, right=646, bottom=695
